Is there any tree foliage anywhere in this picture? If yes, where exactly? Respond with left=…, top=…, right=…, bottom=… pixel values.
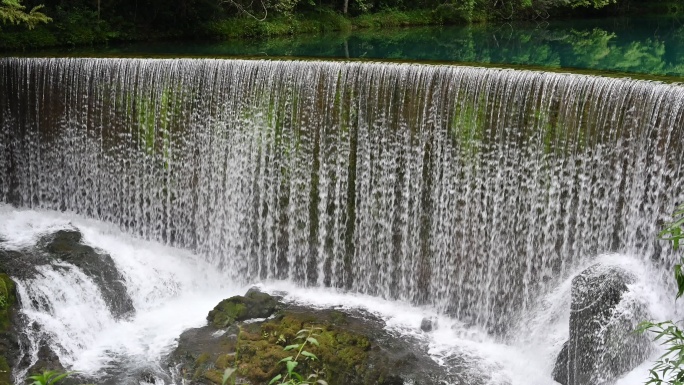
left=0, top=0, right=50, bottom=29
left=0, top=0, right=658, bottom=50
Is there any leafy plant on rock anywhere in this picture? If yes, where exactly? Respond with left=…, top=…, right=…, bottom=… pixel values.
left=269, top=325, right=328, bottom=385
left=638, top=202, right=684, bottom=385
left=28, top=370, right=75, bottom=385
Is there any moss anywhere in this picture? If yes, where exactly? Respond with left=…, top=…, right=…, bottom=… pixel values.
left=193, top=352, right=213, bottom=380
left=208, top=300, right=247, bottom=328
left=0, top=356, right=10, bottom=385
left=215, top=353, right=236, bottom=369
left=315, top=326, right=370, bottom=377
left=0, top=274, right=16, bottom=333
left=0, top=275, right=17, bottom=385
left=329, top=310, right=348, bottom=325
left=203, top=369, right=224, bottom=384
left=207, top=291, right=279, bottom=328
left=195, top=352, right=212, bottom=367
left=197, top=311, right=370, bottom=385
left=187, top=309, right=373, bottom=384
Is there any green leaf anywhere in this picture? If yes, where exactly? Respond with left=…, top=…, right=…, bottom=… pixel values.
left=317, top=380, right=329, bottom=385
left=48, top=372, right=73, bottom=384
left=278, top=356, right=294, bottom=363
left=284, top=344, right=300, bottom=351
left=307, top=337, right=319, bottom=346
left=268, top=374, right=282, bottom=385
left=292, top=371, right=304, bottom=382
left=676, top=264, right=684, bottom=299
left=637, top=321, right=656, bottom=334
left=222, top=368, right=237, bottom=385
left=27, top=370, right=76, bottom=385
left=301, top=351, right=318, bottom=360
left=286, top=360, right=298, bottom=376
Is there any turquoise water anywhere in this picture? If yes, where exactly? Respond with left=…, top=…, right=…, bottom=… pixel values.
left=16, top=16, right=684, bottom=78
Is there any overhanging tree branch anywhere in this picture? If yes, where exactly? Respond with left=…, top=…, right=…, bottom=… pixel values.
left=219, top=0, right=268, bottom=21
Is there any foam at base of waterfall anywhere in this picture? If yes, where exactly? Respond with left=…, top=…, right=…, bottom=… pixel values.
left=0, top=205, right=678, bottom=385
left=259, top=253, right=681, bottom=385
left=0, top=204, right=242, bottom=380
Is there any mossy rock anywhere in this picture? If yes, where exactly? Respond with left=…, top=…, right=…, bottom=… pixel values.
left=223, top=311, right=371, bottom=384
left=0, top=274, right=15, bottom=333
left=207, top=289, right=279, bottom=328
left=174, top=291, right=456, bottom=385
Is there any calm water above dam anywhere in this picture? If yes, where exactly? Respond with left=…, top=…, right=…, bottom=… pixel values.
left=21, top=16, right=684, bottom=78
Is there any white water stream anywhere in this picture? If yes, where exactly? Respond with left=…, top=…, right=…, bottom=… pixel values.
left=0, top=204, right=675, bottom=384
left=0, top=205, right=238, bottom=381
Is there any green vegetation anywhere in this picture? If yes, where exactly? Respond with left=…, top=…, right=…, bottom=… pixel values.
left=207, top=290, right=279, bottom=328
left=27, top=370, right=74, bottom=385
left=220, top=326, right=241, bottom=385
left=0, top=274, right=15, bottom=334
left=0, top=274, right=15, bottom=385
left=269, top=326, right=328, bottom=385
left=186, top=310, right=372, bottom=385
left=638, top=202, right=684, bottom=385
left=0, top=0, right=50, bottom=30
left=0, top=0, right=675, bottom=51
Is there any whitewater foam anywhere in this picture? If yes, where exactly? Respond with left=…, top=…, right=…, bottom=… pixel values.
left=0, top=205, right=678, bottom=385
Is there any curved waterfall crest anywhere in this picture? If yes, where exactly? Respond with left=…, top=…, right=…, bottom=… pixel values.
left=1, top=57, right=683, bottom=332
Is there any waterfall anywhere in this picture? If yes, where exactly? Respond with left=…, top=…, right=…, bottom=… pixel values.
left=1, top=58, right=683, bottom=333
left=0, top=206, right=236, bottom=382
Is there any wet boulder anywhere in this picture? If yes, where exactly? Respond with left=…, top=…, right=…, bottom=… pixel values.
left=173, top=290, right=464, bottom=385
left=553, top=263, right=652, bottom=385
left=207, top=287, right=280, bottom=328
left=421, top=317, right=437, bottom=332
left=40, top=229, right=135, bottom=319
left=25, top=343, right=66, bottom=376
left=0, top=229, right=135, bottom=319
left=0, top=229, right=136, bottom=384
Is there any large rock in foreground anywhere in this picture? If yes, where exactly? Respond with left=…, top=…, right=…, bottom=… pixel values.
left=0, top=228, right=135, bottom=319
left=0, top=228, right=136, bottom=383
left=172, top=289, right=464, bottom=385
left=40, top=229, right=135, bottom=318
left=553, top=264, right=652, bottom=385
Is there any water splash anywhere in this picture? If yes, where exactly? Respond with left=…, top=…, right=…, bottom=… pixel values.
left=0, top=206, right=679, bottom=384
left=0, top=205, right=238, bottom=382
